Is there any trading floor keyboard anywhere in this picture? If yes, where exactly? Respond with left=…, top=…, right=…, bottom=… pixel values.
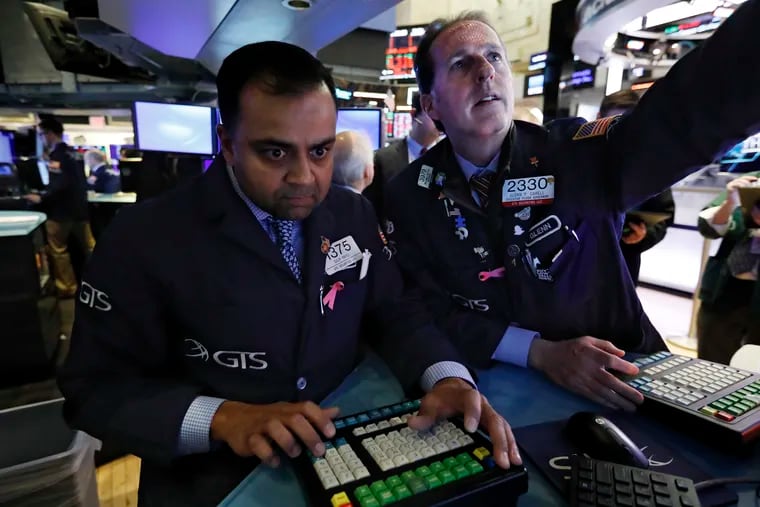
left=622, top=351, right=760, bottom=447
left=568, top=455, right=701, bottom=507
left=293, top=399, right=528, bottom=507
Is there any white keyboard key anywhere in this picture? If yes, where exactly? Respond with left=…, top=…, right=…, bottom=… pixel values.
left=407, top=450, right=422, bottom=462
left=400, top=414, right=411, bottom=422
left=398, top=444, right=412, bottom=454
left=434, top=443, right=449, bottom=454
left=399, top=427, right=413, bottom=437
left=443, top=422, right=456, bottom=430
left=379, top=440, right=394, bottom=451
left=352, top=427, right=366, bottom=436
left=378, top=459, right=394, bottom=471
left=337, top=470, right=355, bottom=485
left=374, top=434, right=388, bottom=442
left=377, top=421, right=391, bottom=430
left=447, top=439, right=461, bottom=450
left=332, top=463, right=349, bottom=475
left=354, top=467, right=370, bottom=479
left=458, top=435, right=474, bottom=446
left=319, top=471, right=339, bottom=489
left=420, top=447, right=436, bottom=458
left=393, top=455, right=410, bottom=466
left=389, top=417, right=404, bottom=426
left=386, top=447, right=401, bottom=458
left=365, top=423, right=378, bottom=433
left=387, top=430, right=401, bottom=440
left=325, top=448, right=339, bottom=458
left=338, top=445, right=354, bottom=456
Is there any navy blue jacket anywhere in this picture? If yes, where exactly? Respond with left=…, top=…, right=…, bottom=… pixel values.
left=384, top=0, right=760, bottom=368
left=58, top=157, right=465, bottom=505
left=89, top=164, right=121, bottom=193
left=41, top=143, right=89, bottom=221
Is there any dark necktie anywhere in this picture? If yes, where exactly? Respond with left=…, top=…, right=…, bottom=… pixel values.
left=268, top=217, right=302, bottom=283
left=470, top=171, right=494, bottom=209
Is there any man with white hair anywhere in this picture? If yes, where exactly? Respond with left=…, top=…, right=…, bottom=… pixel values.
left=331, top=130, right=374, bottom=193
left=85, top=149, right=121, bottom=194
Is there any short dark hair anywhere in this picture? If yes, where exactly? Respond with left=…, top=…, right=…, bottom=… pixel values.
left=599, top=90, right=640, bottom=117
left=414, top=11, right=497, bottom=96
left=216, top=41, right=337, bottom=132
left=38, top=117, right=63, bottom=136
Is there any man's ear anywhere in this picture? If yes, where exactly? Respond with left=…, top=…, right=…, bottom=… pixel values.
left=421, top=93, right=439, bottom=122
left=217, top=124, right=235, bottom=166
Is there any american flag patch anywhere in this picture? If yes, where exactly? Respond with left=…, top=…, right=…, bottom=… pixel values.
left=572, top=115, right=618, bottom=140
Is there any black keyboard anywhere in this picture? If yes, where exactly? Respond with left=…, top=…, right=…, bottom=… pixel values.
left=291, top=399, right=528, bottom=507
left=622, top=352, right=760, bottom=448
left=569, top=455, right=701, bottom=507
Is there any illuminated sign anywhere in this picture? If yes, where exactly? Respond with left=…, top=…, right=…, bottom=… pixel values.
left=525, top=73, right=545, bottom=97
left=528, top=52, right=548, bottom=71
left=663, top=15, right=722, bottom=35
left=382, top=26, right=426, bottom=80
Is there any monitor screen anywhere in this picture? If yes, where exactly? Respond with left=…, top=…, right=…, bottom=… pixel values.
left=133, top=101, right=216, bottom=156
left=719, top=133, right=760, bottom=173
left=37, top=160, right=49, bottom=186
left=0, top=132, right=14, bottom=164
left=393, top=112, right=413, bottom=139
left=336, top=109, right=383, bottom=150
left=0, top=164, right=13, bottom=176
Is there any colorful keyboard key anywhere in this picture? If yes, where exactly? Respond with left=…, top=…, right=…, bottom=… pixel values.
left=473, top=447, right=491, bottom=460
left=438, top=469, right=456, bottom=484
left=331, top=491, right=351, bottom=507
left=424, top=474, right=443, bottom=489
left=392, top=485, right=412, bottom=500
left=406, top=477, right=427, bottom=494
left=385, top=475, right=402, bottom=489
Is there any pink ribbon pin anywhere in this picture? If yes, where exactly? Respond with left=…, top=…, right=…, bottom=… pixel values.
left=478, top=267, right=506, bottom=282
left=322, top=282, right=345, bottom=311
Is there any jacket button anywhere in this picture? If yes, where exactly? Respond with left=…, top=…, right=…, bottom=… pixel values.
left=296, top=377, right=307, bottom=390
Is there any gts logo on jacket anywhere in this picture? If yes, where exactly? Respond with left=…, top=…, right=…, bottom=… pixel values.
left=184, top=339, right=268, bottom=370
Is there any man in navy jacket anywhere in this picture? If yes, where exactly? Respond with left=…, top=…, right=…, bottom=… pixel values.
left=59, top=41, right=521, bottom=506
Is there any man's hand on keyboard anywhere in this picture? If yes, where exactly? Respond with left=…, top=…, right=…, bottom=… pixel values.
left=408, top=378, right=522, bottom=470
left=528, top=336, right=645, bottom=411
left=210, top=401, right=340, bottom=466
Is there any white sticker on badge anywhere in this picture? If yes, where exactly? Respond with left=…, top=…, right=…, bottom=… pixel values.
left=418, top=165, right=434, bottom=189
left=325, top=235, right=364, bottom=275
left=502, top=175, right=555, bottom=207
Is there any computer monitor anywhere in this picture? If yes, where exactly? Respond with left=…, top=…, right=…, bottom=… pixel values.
left=37, top=161, right=49, bottom=186
left=0, top=132, right=14, bottom=164
left=719, top=132, right=760, bottom=173
left=15, top=158, right=45, bottom=190
left=336, top=108, right=383, bottom=150
left=133, top=101, right=217, bottom=156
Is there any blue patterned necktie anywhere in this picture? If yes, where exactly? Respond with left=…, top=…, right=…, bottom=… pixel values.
left=268, top=217, right=302, bottom=283
left=470, top=171, right=494, bottom=208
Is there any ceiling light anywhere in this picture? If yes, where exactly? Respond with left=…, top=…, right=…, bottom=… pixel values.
left=282, top=0, right=312, bottom=10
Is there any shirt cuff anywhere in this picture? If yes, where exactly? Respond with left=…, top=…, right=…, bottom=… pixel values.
left=419, top=361, right=476, bottom=392
left=491, top=325, right=540, bottom=367
left=178, top=396, right=227, bottom=455
left=699, top=205, right=731, bottom=236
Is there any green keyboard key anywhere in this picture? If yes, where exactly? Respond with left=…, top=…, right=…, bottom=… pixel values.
left=727, top=406, right=744, bottom=416
left=406, top=477, right=427, bottom=495
left=743, top=399, right=758, bottom=409
left=735, top=402, right=752, bottom=413
left=711, top=400, right=728, bottom=410
left=376, top=489, right=396, bottom=505
left=416, top=465, right=432, bottom=477
left=401, top=471, right=416, bottom=484
left=444, top=457, right=459, bottom=469
left=746, top=384, right=759, bottom=393
left=466, top=461, right=485, bottom=474
left=392, top=485, right=412, bottom=500
left=725, top=394, right=740, bottom=404
left=429, top=461, right=445, bottom=474
left=360, top=496, right=381, bottom=507
left=370, top=481, right=388, bottom=495
left=438, top=469, right=456, bottom=484
left=425, top=474, right=443, bottom=489
left=456, top=452, right=472, bottom=464
left=385, top=475, right=402, bottom=489
left=737, top=388, right=751, bottom=397
left=355, top=485, right=373, bottom=499
left=452, top=464, right=470, bottom=479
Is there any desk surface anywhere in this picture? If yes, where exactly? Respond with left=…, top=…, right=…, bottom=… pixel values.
left=87, top=192, right=137, bottom=204
left=0, top=211, right=46, bottom=237
left=221, top=356, right=759, bottom=507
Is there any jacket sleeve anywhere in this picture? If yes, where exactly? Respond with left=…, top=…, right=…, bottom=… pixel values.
left=58, top=209, right=203, bottom=464
left=696, top=189, right=747, bottom=241
left=383, top=190, right=508, bottom=369
left=357, top=197, right=473, bottom=391
left=621, top=189, right=675, bottom=254
left=607, top=0, right=760, bottom=212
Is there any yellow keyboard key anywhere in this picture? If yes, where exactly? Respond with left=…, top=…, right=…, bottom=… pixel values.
left=331, top=491, right=351, bottom=507
left=473, top=447, right=491, bottom=460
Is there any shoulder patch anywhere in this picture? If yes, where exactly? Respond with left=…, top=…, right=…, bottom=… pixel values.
left=572, top=115, right=619, bottom=141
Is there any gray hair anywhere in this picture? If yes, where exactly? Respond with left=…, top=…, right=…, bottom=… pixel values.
left=332, top=130, right=373, bottom=186
left=84, top=149, right=107, bottom=166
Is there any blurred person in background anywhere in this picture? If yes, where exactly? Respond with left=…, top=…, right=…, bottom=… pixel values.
left=85, top=150, right=121, bottom=194
left=24, top=118, right=94, bottom=297
left=697, top=172, right=760, bottom=364
left=331, top=130, right=375, bottom=193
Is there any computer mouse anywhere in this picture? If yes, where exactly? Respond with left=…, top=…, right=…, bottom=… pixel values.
left=563, top=412, right=649, bottom=469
